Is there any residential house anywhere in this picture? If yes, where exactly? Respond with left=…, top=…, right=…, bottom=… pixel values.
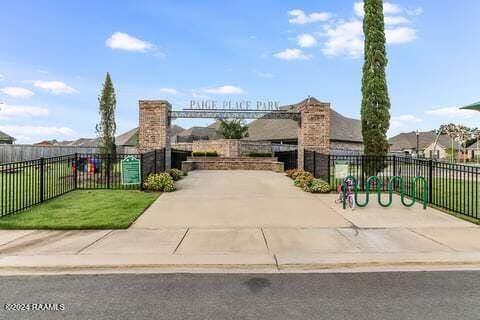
left=389, top=131, right=462, bottom=159
left=0, top=130, right=15, bottom=144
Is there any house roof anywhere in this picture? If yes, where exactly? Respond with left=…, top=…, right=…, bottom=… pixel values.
left=389, top=131, right=462, bottom=151
left=177, top=126, right=222, bottom=139
left=244, top=98, right=363, bottom=143
left=115, top=128, right=139, bottom=146
left=466, top=141, right=480, bottom=150
left=0, top=130, right=15, bottom=142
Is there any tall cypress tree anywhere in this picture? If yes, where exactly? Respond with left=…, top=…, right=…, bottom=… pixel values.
left=96, top=72, right=117, bottom=157
left=361, top=0, right=390, bottom=163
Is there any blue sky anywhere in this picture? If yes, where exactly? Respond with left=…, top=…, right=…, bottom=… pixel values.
left=1, top=0, right=480, bottom=143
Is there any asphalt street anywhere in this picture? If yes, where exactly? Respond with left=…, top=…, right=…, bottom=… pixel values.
left=0, top=271, right=478, bottom=320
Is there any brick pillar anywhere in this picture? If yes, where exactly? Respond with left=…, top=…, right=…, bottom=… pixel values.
left=297, top=100, right=331, bottom=169
left=138, top=100, right=171, bottom=169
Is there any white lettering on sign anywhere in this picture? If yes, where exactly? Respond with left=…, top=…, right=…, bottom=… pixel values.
left=187, top=100, right=280, bottom=111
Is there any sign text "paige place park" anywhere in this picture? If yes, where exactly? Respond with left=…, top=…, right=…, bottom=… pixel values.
left=187, top=100, right=281, bottom=111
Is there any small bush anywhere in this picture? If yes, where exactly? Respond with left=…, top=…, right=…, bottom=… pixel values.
left=192, top=151, right=218, bottom=157
left=168, top=168, right=183, bottom=181
left=143, top=173, right=176, bottom=192
left=291, top=169, right=309, bottom=180
left=303, top=179, right=331, bottom=193
left=248, top=152, right=273, bottom=157
left=294, top=172, right=314, bottom=189
left=285, top=169, right=298, bottom=178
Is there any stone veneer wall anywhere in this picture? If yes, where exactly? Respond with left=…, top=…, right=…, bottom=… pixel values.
left=182, top=157, right=284, bottom=173
left=192, top=139, right=272, bottom=157
left=138, top=100, right=171, bottom=169
left=297, top=100, right=331, bottom=169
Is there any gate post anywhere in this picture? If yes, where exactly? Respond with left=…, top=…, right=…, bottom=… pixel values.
left=297, top=98, right=331, bottom=169
left=138, top=100, right=172, bottom=170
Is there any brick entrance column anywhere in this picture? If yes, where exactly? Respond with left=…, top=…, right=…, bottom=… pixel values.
left=138, top=100, right=171, bottom=169
left=297, top=99, right=331, bottom=169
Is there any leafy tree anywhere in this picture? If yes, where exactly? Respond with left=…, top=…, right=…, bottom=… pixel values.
left=437, top=123, right=477, bottom=162
left=218, top=119, right=249, bottom=139
left=96, top=72, right=117, bottom=157
left=361, top=0, right=390, bottom=174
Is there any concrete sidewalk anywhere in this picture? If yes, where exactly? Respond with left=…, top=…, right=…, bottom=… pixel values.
left=0, top=171, right=479, bottom=274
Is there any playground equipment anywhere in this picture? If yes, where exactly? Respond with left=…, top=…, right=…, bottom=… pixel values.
left=341, top=175, right=428, bottom=210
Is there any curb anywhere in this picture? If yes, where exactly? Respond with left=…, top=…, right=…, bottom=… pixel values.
left=1, top=252, right=480, bottom=275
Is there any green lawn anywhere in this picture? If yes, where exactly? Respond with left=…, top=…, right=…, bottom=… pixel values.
left=0, top=190, right=159, bottom=229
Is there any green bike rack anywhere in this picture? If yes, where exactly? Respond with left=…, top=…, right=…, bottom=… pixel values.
left=342, top=175, right=428, bottom=210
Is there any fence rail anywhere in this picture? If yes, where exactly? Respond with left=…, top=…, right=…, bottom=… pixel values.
left=304, top=150, right=479, bottom=221
left=0, top=149, right=165, bottom=217
left=0, top=145, right=139, bottom=164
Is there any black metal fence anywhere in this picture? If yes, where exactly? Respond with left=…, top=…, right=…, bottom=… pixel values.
left=171, top=149, right=192, bottom=170
left=304, top=150, right=479, bottom=221
left=0, top=150, right=165, bottom=217
left=274, top=150, right=298, bottom=171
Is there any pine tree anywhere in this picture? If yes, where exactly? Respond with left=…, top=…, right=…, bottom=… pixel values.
left=361, top=0, right=391, bottom=166
left=96, top=72, right=117, bottom=157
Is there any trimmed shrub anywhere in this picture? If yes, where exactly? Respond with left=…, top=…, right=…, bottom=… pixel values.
left=304, top=179, right=331, bottom=193
left=192, top=151, right=218, bottom=157
left=291, top=169, right=308, bottom=180
left=294, top=172, right=314, bottom=189
left=285, top=169, right=298, bottom=178
left=248, top=152, right=273, bottom=157
left=168, top=168, right=183, bottom=181
left=143, top=173, right=176, bottom=192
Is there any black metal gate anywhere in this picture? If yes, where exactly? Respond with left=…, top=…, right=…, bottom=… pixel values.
left=171, top=149, right=191, bottom=170
left=274, top=150, right=298, bottom=171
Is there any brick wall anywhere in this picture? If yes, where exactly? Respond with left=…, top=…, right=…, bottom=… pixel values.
left=138, top=100, right=171, bottom=169
left=192, top=139, right=272, bottom=157
left=297, top=100, right=331, bottom=169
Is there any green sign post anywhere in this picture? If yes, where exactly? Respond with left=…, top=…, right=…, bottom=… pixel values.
left=121, top=156, right=141, bottom=185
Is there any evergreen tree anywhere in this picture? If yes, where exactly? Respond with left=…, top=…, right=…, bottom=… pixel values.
left=96, top=72, right=117, bottom=157
left=361, top=0, right=390, bottom=166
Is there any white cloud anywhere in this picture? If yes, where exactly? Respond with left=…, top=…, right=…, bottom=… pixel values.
left=0, top=125, right=75, bottom=143
left=384, top=2, right=402, bottom=15
left=322, top=20, right=364, bottom=57
left=386, top=27, right=416, bottom=44
left=0, top=74, right=4, bottom=80
left=159, top=88, right=179, bottom=95
left=106, top=32, right=154, bottom=52
left=321, top=2, right=419, bottom=57
left=0, top=87, right=34, bottom=98
left=407, top=7, right=423, bottom=16
left=426, top=107, right=477, bottom=118
left=288, top=9, right=331, bottom=24
left=384, top=16, right=410, bottom=25
left=191, top=92, right=210, bottom=99
left=0, top=103, right=49, bottom=119
left=204, top=85, right=243, bottom=95
left=354, top=2, right=364, bottom=17
left=31, top=80, right=77, bottom=94
left=297, top=34, right=317, bottom=48
left=274, top=48, right=311, bottom=61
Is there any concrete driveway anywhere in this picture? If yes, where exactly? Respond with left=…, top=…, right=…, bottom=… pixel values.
left=133, top=170, right=351, bottom=228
